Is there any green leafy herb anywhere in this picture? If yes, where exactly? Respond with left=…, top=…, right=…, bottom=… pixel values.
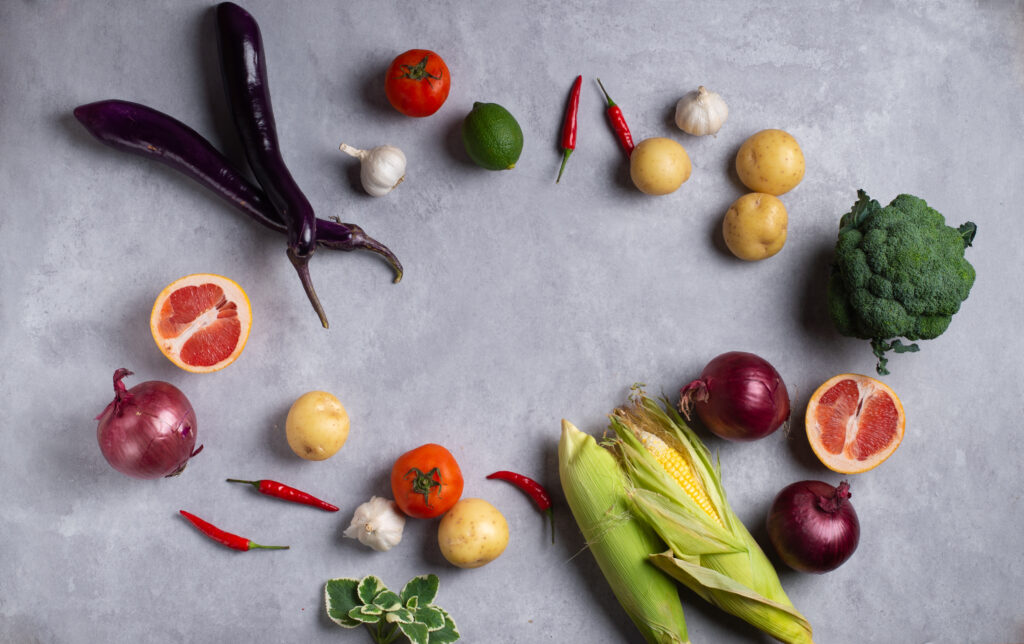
left=325, top=574, right=459, bottom=644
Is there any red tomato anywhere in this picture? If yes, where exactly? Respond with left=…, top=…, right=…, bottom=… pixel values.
left=391, top=443, right=463, bottom=518
left=384, top=49, right=451, bottom=117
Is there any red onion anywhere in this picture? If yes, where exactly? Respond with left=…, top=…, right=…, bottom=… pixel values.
left=678, top=351, right=790, bottom=441
left=767, top=480, right=860, bottom=573
left=95, top=368, right=202, bottom=479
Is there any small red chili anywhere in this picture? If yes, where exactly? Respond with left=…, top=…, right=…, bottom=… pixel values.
left=179, top=510, right=289, bottom=552
left=596, top=78, right=635, bottom=158
left=487, top=470, right=555, bottom=544
left=556, top=75, right=583, bottom=184
left=226, top=478, right=339, bottom=512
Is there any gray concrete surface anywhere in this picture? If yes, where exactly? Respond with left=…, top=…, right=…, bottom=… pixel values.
left=2, top=1, right=1022, bottom=642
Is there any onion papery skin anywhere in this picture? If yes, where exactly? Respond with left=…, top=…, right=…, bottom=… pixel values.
left=767, top=480, right=860, bottom=574
left=679, top=351, right=790, bottom=441
left=95, top=369, right=200, bottom=479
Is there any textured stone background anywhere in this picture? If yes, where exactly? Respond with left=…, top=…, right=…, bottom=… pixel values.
left=2, top=1, right=1022, bottom=642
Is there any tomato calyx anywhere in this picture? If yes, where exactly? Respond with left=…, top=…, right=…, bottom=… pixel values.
left=396, top=56, right=443, bottom=84
left=405, top=466, right=443, bottom=507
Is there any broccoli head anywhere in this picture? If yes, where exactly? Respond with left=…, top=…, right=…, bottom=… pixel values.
left=827, top=189, right=977, bottom=374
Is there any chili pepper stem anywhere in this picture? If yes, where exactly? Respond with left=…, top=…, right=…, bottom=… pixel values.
left=546, top=507, right=555, bottom=544
left=596, top=78, right=616, bottom=107
left=555, top=149, right=573, bottom=184
left=247, top=542, right=290, bottom=550
left=226, top=478, right=261, bottom=490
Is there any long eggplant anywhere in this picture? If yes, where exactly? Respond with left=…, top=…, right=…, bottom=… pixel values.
left=73, top=100, right=402, bottom=281
left=216, top=1, right=327, bottom=327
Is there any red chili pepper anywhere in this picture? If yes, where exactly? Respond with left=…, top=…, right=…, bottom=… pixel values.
left=556, top=75, right=583, bottom=184
left=179, top=510, right=289, bottom=551
left=487, top=470, right=555, bottom=544
left=596, top=78, right=634, bottom=158
left=226, top=478, right=339, bottom=512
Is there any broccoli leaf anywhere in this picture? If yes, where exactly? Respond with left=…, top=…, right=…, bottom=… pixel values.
left=959, top=221, right=977, bottom=247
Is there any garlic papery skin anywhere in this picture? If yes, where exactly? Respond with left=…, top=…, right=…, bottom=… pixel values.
left=674, top=86, right=729, bottom=136
left=339, top=143, right=407, bottom=197
left=343, top=496, right=406, bottom=552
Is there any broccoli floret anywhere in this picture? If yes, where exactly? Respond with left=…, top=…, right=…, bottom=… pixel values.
left=827, top=189, right=977, bottom=375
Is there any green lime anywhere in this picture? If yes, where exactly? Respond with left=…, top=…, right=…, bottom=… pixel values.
left=461, top=102, right=523, bottom=171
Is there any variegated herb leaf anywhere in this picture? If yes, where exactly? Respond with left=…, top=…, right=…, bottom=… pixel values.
left=400, top=574, right=439, bottom=607
left=415, top=605, right=445, bottom=631
left=348, top=604, right=383, bottom=624
left=426, top=609, right=460, bottom=644
left=357, top=576, right=386, bottom=605
left=324, top=578, right=361, bottom=628
left=398, top=620, right=430, bottom=644
left=384, top=607, right=415, bottom=624
left=373, top=589, right=403, bottom=612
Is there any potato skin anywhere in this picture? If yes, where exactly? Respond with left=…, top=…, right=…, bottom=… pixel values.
left=723, top=192, right=788, bottom=261
left=285, top=391, right=350, bottom=461
left=437, top=498, right=509, bottom=568
left=735, top=129, right=804, bottom=195
left=629, top=137, right=692, bottom=195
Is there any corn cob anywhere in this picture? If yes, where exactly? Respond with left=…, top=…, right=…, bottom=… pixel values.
left=559, top=420, right=691, bottom=644
left=610, top=394, right=814, bottom=644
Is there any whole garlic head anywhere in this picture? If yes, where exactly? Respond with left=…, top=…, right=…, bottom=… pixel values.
left=343, top=496, right=406, bottom=551
left=674, top=86, right=729, bottom=136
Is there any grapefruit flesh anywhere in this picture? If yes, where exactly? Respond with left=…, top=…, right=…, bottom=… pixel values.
left=150, top=274, right=251, bottom=373
left=806, top=374, right=905, bottom=473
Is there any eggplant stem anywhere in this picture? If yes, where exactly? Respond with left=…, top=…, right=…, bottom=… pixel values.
left=288, top=248, right=329, bottom=328
left=346, top=222, right=404, bottom=283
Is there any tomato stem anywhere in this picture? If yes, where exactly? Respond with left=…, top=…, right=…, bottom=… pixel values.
left=398, top=56, right=442, bottom=82
left=405, top=467, right=443, bottom=508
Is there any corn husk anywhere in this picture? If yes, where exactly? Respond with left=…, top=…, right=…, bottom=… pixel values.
left=609, top=394, right=814, bottom=644
left=559, top=420, right=691, bottom=644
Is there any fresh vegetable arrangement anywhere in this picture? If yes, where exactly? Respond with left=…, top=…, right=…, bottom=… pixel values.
left=561, top=392, right=815, bottom=644
left=71, top=2, right=986, bottom=641
left=827, top=190, right=977, bottom=374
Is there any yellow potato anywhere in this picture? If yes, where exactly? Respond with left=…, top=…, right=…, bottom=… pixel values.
left=285, top=391, right=350, bottom=461
left=437, top=498, right=509, bottom=568
left=735, top=129, right=804, bottom=195
left=629, top=137, right=692, bottom=195
left=723, top=192, right=788, bottom=261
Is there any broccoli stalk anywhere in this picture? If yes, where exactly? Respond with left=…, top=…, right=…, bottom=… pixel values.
left=827, top=190, right=977, bottom=375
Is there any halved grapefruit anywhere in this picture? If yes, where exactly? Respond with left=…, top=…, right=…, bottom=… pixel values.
left=150, top=274, right=251, bottom=373
left=805, top=374, right=905, bottom=473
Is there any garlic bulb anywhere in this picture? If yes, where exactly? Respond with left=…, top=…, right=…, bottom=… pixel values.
left=674, top=86, right=729, bottom=136
left=339, top=143, right=407, bottom=197
left=343, top=496, right=406, bottom=551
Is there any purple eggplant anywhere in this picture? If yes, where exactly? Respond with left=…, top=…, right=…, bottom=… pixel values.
left=216, top=2, right=327, bottom=326
left=72, top=100, right=402, bottom=281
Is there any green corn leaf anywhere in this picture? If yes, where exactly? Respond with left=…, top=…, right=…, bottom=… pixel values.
left=374, top=590, right=403, bottom=612
left=384, top=607, right=415, bottom=624
left=358, top=576, right=386, bottom=605
left=650, top=552, right=813, bottom=644
left=399, top=620, right=430, bottom=644
left=415, top=605, right=446, bottom=631
left=426, top=609, right=460, bottom=644
left=324, top=578, right=361, bottom=628
left=609, top=395, right=814, bottom=644
left=401, top=574, right=439, bottom=607
left=348, top=605, right=382, bottom=624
